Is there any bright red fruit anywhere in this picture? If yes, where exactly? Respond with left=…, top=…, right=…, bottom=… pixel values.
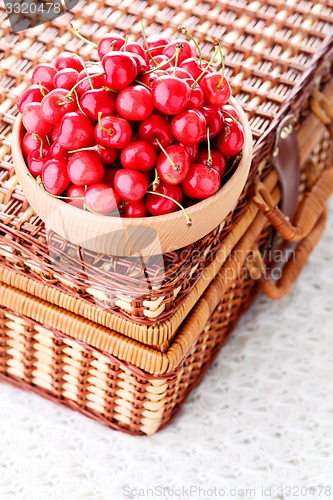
left=162, top=40, right=194, bottom=64
left=196, top=149, right=226, bottom=177
left=97, top=35, right=126, bottom=59
left=53, top=68, right=79, bottom=90
left=124, top=200, right=147, bottom=218
left=67, top=151, right=105, bottom=186
left=76, top=66, right=105, bottom=95
left=22, top=132, right=48, bottom=158
left=138, top=114, right=174, bottom=149
left=125, top=42, right=148, bottom=62
left=200, top=105, right=224, bottom=138
left=102, top=52, right=137, bottom=91
left=216, top=118, right=245, bottom=156
left=146, top=182, right=183, bottom=216
left=31, top=64, right=57, bottom=90
left=66, top=185, right=85, bottom=209
left=120, top=141, right=157, bottom=171
left=116, top=85, right=153, bottom=121
left=22, top=102, right=53, bottom=136
left=200, top=74, right=231, bottom=107
left=146, top=34, right=170, bottom=56
left=187, top=84, right=204, bottom=109
left=181, top=163, right=221, bottom=199
left=42, top=158, right=70, bottom=195
left=114, top=170, right=148, bottom=202
left=94, top=116, right=132, bottom=149
left=102, top=166, right=118, bottom=186
left=55, top=52, right=84, bottom=72
left=84, top=183, right=120, bottom=214
left=41, top=89, right=77, bottom=124
left=96, top=146, right=118, bottom=165
left=179, top=142, right=198, bottom=161
left=156, top=145, right=190, bottom=185
left=171, top=109, right=206, bottom=145
left=80, top=89, right=116, bottom=121
left=50, top=141, right=68, bottom=161
left=28, top=146, right=50, bottom=176
left=17, top=84, right=49, bottom=113
left=221, top=104, right=241, bottom=122
left=152, top=76, right=190, bottom=115
left=180, top=58, right=203, bottom=79
left=57, top=112, right=94, bottom=150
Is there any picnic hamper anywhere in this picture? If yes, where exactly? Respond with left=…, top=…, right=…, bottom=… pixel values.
left=0, top=0, right=333, bottom=435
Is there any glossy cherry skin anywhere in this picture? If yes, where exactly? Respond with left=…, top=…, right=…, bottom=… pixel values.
left=22, top=132, right=48, bottom=158
left=152, top=76, right=190, bottom=115
left=102, top=166, right=118, bottom=187
left=53, top=68, right=79, bottom=90
left=124, top=42, right=148, bottom=62
left=181, top=163, right=221, bottom=199
left=27, top=146, right=50, bottom=176
left=96, top=146, right=118, bottom=165
left=153, top=55, right=172, bottom=69
left=116, top=85, right=153, bottom=121
left=97, top=35, right=126, bottom=59
left=67, top=151, right=104, bottom=186
left=50, top=141, right=69, bottom=161
left=76, top=66, right=106, bottom=95
left=65, top=185, right=85, bottom=209
left=17, top=84, right=49, bottom=113
left=156, top=145, right=190, bottom=185
left=31, top=63, right=57, bottom=90
left=138, top=114, right=174, bottom=150
left=187, top=84, right=204, bottom=109
left=84, top=183, right=120, bottom=214
left=40, top=89, right=77, bottom=124
left=179, top=142, right=198, bottom=161
left=129, top=53, right=149, bottom=74
left=94, top=116, right=132, bottom=149
left=146, top=182, right=183, bottom=216
left=165, top=67, right=193, bottom=80
left=139, top=70, right=166, bottom=89
left=55, top=52, right=84, bottom=72
left=22, top=102, right=53, bottom=136
left=216, top=118, right=245, bottom=156
left=221, top=104, right=241, bottom=122
left=201, top=105, right=224, bottom=138
left=146, top=34, right=170, bottom=56
left=196, top=149, right=226, bottom=177
left=162, top=40, right=195, bottom=64
left=51, top=123, right=61, bottom=142
left=180, top=57, right=203, bottom=79
left=114, top=169, right=148, bottom=202
left=200, top=74, right=231, bottom=107
left=42, top=158, right=71, bottom=196
left=120, top=140, right=157, bottom=171
left=102, top=51, right=137, bottom=91
left=57, top=112, right=94, bottom=150
left=80, top=89, right=116, bottom=121
left=171, top=109, right=206, bottom=145
left=124, top=200, right=147, bottom=218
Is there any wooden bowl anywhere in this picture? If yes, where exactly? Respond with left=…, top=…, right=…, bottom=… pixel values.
left=12, top=98, right=252, bottom=257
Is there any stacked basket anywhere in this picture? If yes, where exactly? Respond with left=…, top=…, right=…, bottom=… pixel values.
left=1, top=0, right=333, bottom=435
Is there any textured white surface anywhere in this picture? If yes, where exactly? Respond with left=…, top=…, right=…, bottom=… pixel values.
left=1, top=200, right=333, bottom=500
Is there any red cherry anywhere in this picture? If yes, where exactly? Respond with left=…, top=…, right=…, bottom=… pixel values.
left=31, top=64, right=57, bottom=90
left=165, top=67, right=193, bottom=80
left=124, top=200, right=147, bottom=218
left=67, top=151, right=105, bottom=186
left=114, top=169, right=148, bottom=202
left=179, top=142, right=198, bottom=161
left=139, top=70, right=166, bottom=89
left=57, top=112, right=94, bottom=150
left=22, top=102, right=53, bottom=136
left=146, top=182, right=183, bottom=216
left=200, top=105, right=224, bottom=138
left=50, top=141, right=69, bottom=161
left=97, top=35, right=126, bottom=59
left=120, top=140, right=157, bottom=171
left=221, top=104, right=241, bottom=122
left=146, top=34, right=170, bottom=56
left=128, top=53, right=148, bottom=74
left=216, top=118, right=245, bottom=156
left=27, top=146, right=50, bottom=176
left=196, top=149, right=226, bottom=177
left=125, top=42, right=148, bottom=62
left=152, top=75, right=190, bottom=115
left=94, top=115, right=132, bottom=149
left=55, top=52, right=84, bottom=72
left=162, top=40, right=195, bottom=64
left=76, top=66, right=105, bottom=95
left=85, top=183, right=120, bottom=214
left=180, top=57, right=203, bottom=79
left=102, top=51, right=137, bottom=91
left=153, top=55, right=173, bottom=69
left=102, top=166, right=118, bottom=186
left=200, top=74, right=231, bottom=107
left=96, top=146, right=118, bottom=165
left=22, top=132, right=48, bottom=158
left=40, top=89, right=77, bottom=124
left=53, top=68, right=79, bottom=90
left=51, top=123, right=61, bottom=142
left=138, top=114, right=174, bottom=150
left=181, top=163, right=221, bottom=199
left=80, top=89, right=116, bottom=121
left=171, top=109, right=206, bottom=145
left=116, top=85, right=153, bottom=121
left=42, top=158, right=70, bottom=195
left=156, top=144, right=190, bottom=185
left=66, top=185, right=85, bottom=209
left=187, top=84, right=204, bottom=109
left=17, top=84, right=49, bottom=113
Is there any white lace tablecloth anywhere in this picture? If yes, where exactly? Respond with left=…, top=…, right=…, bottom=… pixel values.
left=1, top=199, right=333, bottom=500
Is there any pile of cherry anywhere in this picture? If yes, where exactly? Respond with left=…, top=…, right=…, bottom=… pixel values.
left=19, top=27, right=245, bottom=222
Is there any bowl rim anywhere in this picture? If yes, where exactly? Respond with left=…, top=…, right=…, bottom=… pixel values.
left=13, top=96, right=253, bottom=228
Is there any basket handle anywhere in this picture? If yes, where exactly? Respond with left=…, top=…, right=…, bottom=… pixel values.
left=247, top=208, right=327, bottom=299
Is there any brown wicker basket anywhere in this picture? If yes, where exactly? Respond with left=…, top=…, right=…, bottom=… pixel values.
left=1, top=0, right=333, bottom=434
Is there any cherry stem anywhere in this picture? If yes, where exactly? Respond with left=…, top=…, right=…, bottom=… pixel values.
left=67, top=144, right=105, bottom=154
left=143, top=51, right=178, bottom=75
left=206, top=126, right=212, bottom=170
left=70, top=23, right=97, bottom=48
left=221, top=109, right=237, bottom=122
left=146, top=191, right=192, bottom=226
left=141, top=21, right=157, bottom=67
left=173, top=46, right=182, bottom=77
left=98, top=111, right=113, bottom=135
left=134, top=79, right=151, bottom=90
left=67, top=71, right=105, bottom=98
left=37, top=81, right=46, bottom=97
left=190, top=48, right=219, bottom=88
left=178, top=25, right=202, bottom=67
left=154, top=136, right=179, bottom=171
left=148, top=169, right=160, bottom=191
left=222, top=153, right=242, bottom=180
left=73, top=89, right=88, bottom=117
left=72, top=53, right=93, bottom=90
left=123, top=34, right=129, bottom=50
left=216, top=45, right=225, bottom=89
left=31, top=133, right=44, bottom=159
left=28, top=174, right=84, bottom=200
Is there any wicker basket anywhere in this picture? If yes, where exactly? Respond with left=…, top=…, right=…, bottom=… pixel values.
left=1, top=0, right=333, bottom=434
